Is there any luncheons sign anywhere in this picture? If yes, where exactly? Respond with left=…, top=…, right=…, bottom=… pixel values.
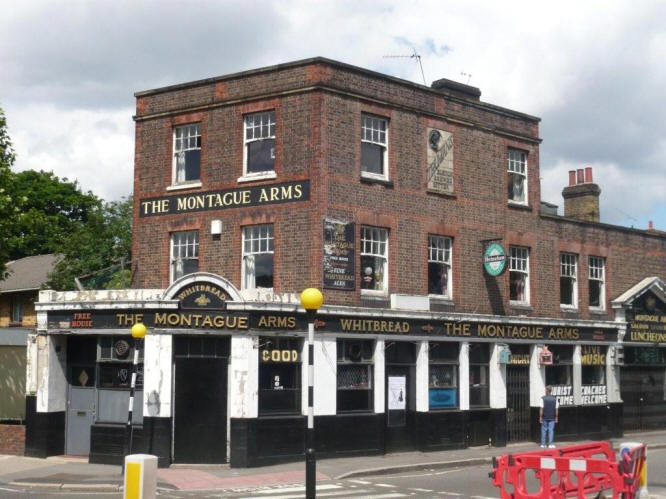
left=483, top=242, right=507, bottom=277
left=139, top=180, right=309, bottom=217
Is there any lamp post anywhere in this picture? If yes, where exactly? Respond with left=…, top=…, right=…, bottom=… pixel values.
left=126, top=322, right=146, bottom=462
left=300, top=288, right=323, bottom=499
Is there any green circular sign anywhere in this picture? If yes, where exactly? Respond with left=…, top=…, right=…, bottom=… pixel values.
left=483, top=243, right=507, bottom=277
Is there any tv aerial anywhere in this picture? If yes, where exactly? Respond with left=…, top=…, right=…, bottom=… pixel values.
left=383, top=48, right=427, bottom=85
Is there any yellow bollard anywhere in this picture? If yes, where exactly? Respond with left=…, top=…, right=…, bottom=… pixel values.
left=124, top=454, right=157, bottom=499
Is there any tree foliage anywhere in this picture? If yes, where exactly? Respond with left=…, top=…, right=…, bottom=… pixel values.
left=47, top=196, right=133, bottom=291
left=7, top=170, right=102, bottom=260
left=0, top=105, right=133, bottom=289
left=0, top=106, right=17, bottom=278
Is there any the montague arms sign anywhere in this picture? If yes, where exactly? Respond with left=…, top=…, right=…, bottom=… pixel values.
left=139, top=180, right=310, bottom=217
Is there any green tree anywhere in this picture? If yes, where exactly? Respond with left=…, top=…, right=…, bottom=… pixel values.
left=0, top=106, right=17, bottom=278
left=7, top=170, right=101, bottom=260
left=47, top=196, right=133, bottom=290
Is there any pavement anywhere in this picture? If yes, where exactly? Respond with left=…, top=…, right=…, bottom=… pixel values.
left=1, top=430, right=665, bottom=494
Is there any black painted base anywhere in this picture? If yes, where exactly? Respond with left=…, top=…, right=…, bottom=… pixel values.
left=89, top=417, right=171, bottom=468
left=24, top=396, right=65, bottom=458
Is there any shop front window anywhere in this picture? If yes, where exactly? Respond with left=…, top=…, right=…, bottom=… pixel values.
left=97, top=336, right=144, bottom=423
left=581, top=345, right=606, bottom=385
left=429, top=342, right=458, bottom=409
left=545, top=344, right=573, bottom=386
left=258, top=337, right=301, bottom=415
left=337, top=339, right=374, bottom=412
left=469, top=343, right=489, bottom=407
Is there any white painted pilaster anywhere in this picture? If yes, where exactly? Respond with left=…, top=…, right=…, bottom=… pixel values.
left=489, top=343, right=506, bottom=408
left=37, top=335, right=67, bottom=413
left=530, top=344, right=546, bottom=406
left=573, top=344, right=582, bottom=405
left=607, top=346, right=621, bottom=403
left=25, top=334, right=39, bottom=395
left=229, top=335, right=258, bottom=419
left=314, top=338, right=336, bottom=415
left=459, top=342, right=469, bottom=410
left=143, top=334, right=172, bottom=418
left=416, top=341, right=429, bottom=412
left=374, top=340, right=385, bottom=413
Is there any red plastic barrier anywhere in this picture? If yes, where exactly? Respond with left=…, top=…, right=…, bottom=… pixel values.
left=489, top=441, right=647, bottom=498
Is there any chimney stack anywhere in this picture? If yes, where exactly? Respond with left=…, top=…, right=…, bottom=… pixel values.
left=562, top=167, right=601, bottom=222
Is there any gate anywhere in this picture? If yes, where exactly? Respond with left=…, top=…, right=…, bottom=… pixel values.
left=621, top=366, right=666, bottom=431
left=506, top=365, right=530, bottom=442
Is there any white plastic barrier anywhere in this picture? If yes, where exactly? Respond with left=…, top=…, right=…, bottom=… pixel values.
left=124, top=454, right=157, bottom=499
left=620, top=442, right=648, bottom=498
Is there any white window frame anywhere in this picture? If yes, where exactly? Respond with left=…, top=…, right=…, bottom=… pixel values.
left=507, top=148, right=528, bottom=205
left=560, top=253, right=578, bottom=309
left=509, top=246, right=530, bottom=304
left=240, top=111, right=277, bottom=182
left=170, top=231, right=199, bottom=283
left=361, top=114, right=389, bottom=181
left=589, top=256, right=606, bottom=310
left=360, top=226, right=389, bottom=295
left=428, top=235, right=452, bottom=299
left=11, top=296, right=24, bottom=324
left=171, top=123, right=202, bottom=189
left=242, top=224, right=274, bottom=291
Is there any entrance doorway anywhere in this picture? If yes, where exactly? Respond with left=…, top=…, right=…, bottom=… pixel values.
left=506, top=365, right=530, bottom=442
left=173, top=336, right=229, bottom=463
left=65, top=336, right=97, bottom=456
left=384, top=342, right=416, bottom=452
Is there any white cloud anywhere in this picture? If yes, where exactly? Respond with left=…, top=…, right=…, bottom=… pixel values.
left=1, top=0, right=664, bottom=228
left=7, top=104, right=134, bottom=201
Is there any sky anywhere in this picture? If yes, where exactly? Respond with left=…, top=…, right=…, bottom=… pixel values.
left=1, top=0, right=665, bottom=230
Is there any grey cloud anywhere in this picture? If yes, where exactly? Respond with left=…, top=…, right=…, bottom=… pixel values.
left=1, top=1, right=282, bottom=108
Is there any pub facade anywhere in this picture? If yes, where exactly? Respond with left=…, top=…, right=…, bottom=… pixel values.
left=24, top=57, right=666, bottom=466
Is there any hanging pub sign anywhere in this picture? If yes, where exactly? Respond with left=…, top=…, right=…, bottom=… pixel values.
left=483, top=242, right=507, bottom=277
left=539, top=346, right=553, bottom=365
left=323, top=218, right=355, bottom=290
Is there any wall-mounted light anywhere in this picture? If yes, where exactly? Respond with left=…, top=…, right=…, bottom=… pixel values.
left=211, top=220, right=223, bottom=236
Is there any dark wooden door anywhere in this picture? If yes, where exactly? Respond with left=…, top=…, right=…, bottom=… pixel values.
left=173, top=357, right=227, bottom=463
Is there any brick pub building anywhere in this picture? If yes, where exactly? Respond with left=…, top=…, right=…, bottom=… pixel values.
left=25, top=58, right=666, bottom=467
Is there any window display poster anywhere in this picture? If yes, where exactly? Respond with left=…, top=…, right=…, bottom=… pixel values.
left=388, top=376, right=406, bottom=410
left=429, top=388, right=456, bottom=408
left=323, top=218, right=355, bottom=290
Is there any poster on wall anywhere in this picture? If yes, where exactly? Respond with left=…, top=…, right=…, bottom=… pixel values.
left=551, top=385, right=574, bottom=406
left=388, top=376, right=406, bottom=410
left=581, top=385, right=607, bottom=405
left=426, top=128, right=454, bottom=194
left=323, top=218, right=355, bottom=290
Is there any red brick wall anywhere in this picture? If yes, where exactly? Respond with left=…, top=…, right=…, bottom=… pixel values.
left=131, top=58, right=666, bottom=320
left=0, top=424, right=25, bottom=455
